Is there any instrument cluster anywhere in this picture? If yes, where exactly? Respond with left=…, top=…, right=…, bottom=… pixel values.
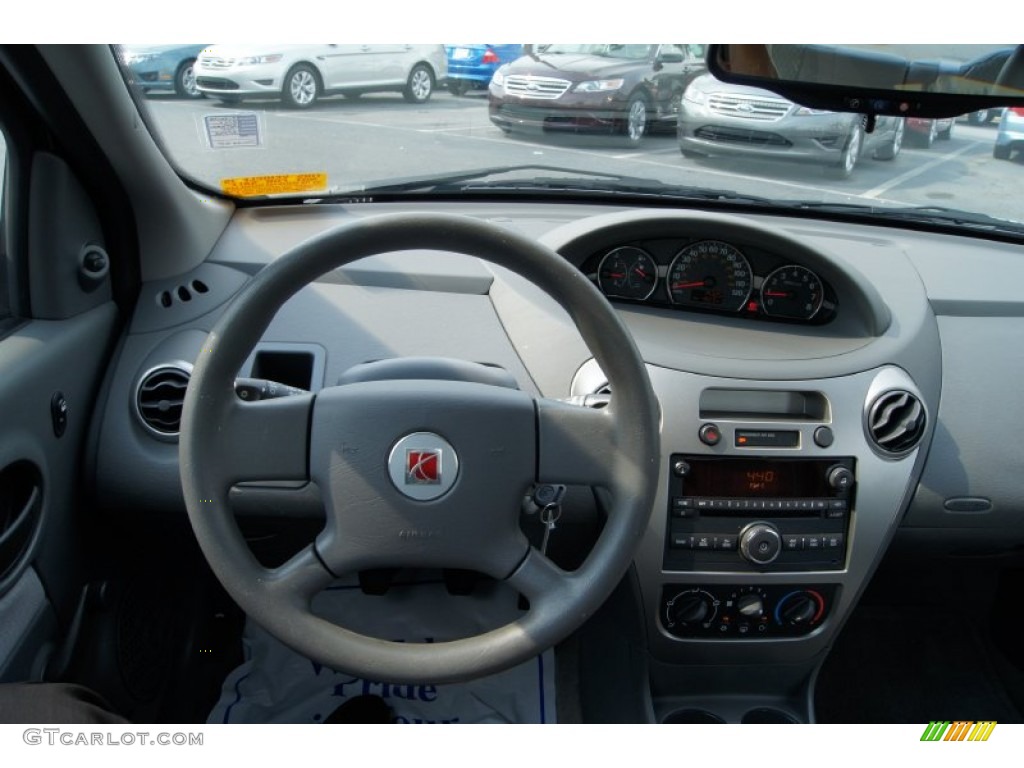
left=588, top=239, right=837, bottom=323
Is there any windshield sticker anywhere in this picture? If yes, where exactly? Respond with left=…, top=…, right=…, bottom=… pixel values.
left=203, top=112, right=262, bottom=149
left=220, top=173, right=328, bottom=198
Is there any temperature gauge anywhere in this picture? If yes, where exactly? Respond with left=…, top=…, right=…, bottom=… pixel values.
left=597, top=247, right=658, bottom=301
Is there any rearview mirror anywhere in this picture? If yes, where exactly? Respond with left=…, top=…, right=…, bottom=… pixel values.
left=707, top=44, right=1024, bottom=119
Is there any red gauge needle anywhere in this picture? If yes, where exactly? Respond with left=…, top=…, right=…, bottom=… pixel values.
left=764, top=291, right=790, bottom=298
left=634, top=267, right=650, bottom=278
left=606, top=272, right=626, bottom=279
left=672, top=280, right=706, bottom=290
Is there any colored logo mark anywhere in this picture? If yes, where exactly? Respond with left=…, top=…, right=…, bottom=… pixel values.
left=920, top=721, right=997, bottom=742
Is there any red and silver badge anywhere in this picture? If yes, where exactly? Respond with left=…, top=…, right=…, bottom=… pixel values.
left=405, top=449, right=441, bottom=485
left=388, top=433, right=459, bottom=501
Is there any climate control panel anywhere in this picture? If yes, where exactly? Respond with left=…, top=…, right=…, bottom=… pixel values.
left=660, top=584, right=836, bottom=639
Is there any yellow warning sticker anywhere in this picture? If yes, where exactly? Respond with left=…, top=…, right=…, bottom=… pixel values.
left=220, top=173, right=328, bottom=198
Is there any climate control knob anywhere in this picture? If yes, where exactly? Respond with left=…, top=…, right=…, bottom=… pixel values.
left=739, top=523, right=782, bottom=566
left=776, top=590, right=825, bottom=626
left=665, top=591, right=714, bottom=627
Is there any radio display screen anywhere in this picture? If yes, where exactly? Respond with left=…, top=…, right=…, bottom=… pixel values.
left=681, top=458, right=840, bottom=498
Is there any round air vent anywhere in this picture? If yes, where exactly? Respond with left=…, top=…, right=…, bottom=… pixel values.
left=135, top=363, right=192, bottom=438
left=866, top=389, right=926, bottom=456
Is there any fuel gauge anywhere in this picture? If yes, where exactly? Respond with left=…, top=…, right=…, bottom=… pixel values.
left=597, top=247, right=658, bottom=301
left=760, top=265, right=824, bottom=320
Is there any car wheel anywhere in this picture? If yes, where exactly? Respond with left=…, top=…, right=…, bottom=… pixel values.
left=447, top=79, right=471, bottom=97
left=993, top=143, right=1012, bottom=160
left=938, top=120, right=954, bottom=140
left=968, top=109, right=994, bottom=126
left=623, top=93, right=649, bottom=145
left=874, top=118, right=904, bottom=161
left=282, top=64, right=320, bottom=109
left=828, top=122, right=864, bottom=178
left=915, top=119, right=938, bottom=148
left=403, top=64, right=434, bottom=103
left=174, top=59, right=202, bottom=99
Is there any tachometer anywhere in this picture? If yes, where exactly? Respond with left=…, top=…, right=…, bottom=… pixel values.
left=760, top=265, right=824, bottom=320
left=667, top=241, right=753, bottom=312
left=597, top=246, right=658, bottom=301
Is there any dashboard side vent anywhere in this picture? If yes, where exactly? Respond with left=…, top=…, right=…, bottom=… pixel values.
left=135, top=364, right=192, bottom=438
left=867, top=389, right=926, bottom=455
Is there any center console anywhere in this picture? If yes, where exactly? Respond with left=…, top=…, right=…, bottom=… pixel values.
left=574, top=360, right=936, bottom=723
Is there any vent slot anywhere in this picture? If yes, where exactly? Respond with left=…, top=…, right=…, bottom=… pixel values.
left=867, top=389, right=926, bottom=455
left=136, top=364, right=192, bottom=437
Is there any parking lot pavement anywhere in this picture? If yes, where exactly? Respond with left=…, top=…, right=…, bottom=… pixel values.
left=143, top=92, right=1019, bottom=221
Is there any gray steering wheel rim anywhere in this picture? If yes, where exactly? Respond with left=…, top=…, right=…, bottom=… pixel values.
left=180, top=212, right=660, bottom=684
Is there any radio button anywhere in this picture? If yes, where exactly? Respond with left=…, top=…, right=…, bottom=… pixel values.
left=806, top=535, right=822, bottom=550
left=694, top=535, right=715, bottom=550
left=823, top=534, right=844, bottom=549
left=717, top=535, right=737, bottom=551
left=783, top=535, right=804, bottom=551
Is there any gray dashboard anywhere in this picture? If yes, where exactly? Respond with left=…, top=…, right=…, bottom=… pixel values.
left=90, top=200, right=1024, bottom=716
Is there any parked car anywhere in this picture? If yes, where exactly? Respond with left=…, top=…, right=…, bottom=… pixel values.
left=444, top=44, right=523, bottom=95
left=678, top=73, right=905, bottom=178
left=194, top=45, right=448, bottom=108
left=905, top=117, right=954, bottom=147
left=117, top=44, right=207, bottom=99
left=488, top=44, right=706, bottom=144
left=994, top=107, right=1024, bottom=159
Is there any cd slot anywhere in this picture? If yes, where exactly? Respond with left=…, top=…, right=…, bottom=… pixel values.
left=699, top=388, right=829, bottom=422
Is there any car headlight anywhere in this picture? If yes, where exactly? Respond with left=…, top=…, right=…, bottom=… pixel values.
left=794, top=106, right=831, bottom=116
left=575, top=79, right=625, bottom=93
left=236, top=54, right=283, bottom=66
left=683, top=88, right=706, bottom=106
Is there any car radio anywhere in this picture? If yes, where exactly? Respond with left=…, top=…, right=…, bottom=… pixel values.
left=664, top=455, right=854, bottom=572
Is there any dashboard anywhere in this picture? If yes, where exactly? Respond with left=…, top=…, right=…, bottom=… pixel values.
left=89, top=199, right=1024, bottom=722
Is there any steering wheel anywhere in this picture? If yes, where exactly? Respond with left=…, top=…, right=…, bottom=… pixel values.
left=180, top=213, right=660, bottom=685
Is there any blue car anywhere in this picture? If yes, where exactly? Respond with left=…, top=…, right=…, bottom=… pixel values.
left=444, top=44, right=523, bottom=95
left=119, top=44, right=208, bottom=99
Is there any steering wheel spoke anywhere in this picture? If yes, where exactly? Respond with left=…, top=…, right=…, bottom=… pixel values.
left=536, top=397, right=617, bottom=486
left=214, top=394, right=314, bottom=485
left=263, top=544, right=336, bottom=604
left=504, top=547, right=568, bottom=608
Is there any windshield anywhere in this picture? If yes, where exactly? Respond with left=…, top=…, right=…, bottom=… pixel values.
left=114, top=42, right=1023, bottom=229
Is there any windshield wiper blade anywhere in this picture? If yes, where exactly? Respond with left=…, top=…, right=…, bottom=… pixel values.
left=329, top=165, right=776, bottom=204
left=785, top=201, right=1024, bottom=235
left=332, top=165, right=639, bottom=196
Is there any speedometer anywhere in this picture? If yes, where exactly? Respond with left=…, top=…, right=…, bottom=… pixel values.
left=666, top=241, right=753, bottom=313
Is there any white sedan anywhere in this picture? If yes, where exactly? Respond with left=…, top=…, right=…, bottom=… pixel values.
left=194, top=44, right=447, bottom=108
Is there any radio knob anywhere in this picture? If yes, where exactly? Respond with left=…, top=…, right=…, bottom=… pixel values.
left=739, top=523, right=782, bottom=566
left=827, top=465, right=854, bottom=491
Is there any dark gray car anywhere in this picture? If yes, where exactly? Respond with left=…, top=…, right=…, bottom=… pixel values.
left=678, top=74, right=905, bottom=178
